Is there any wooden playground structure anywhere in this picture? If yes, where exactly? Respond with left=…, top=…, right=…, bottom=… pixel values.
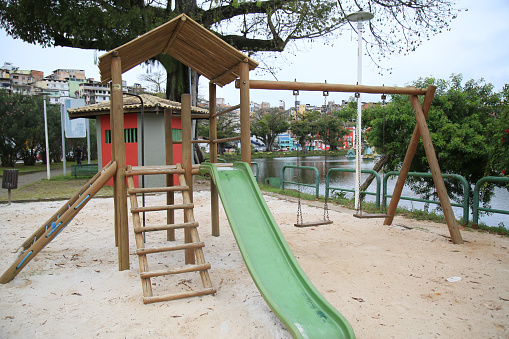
left=1, top=14, right=463, bottom=305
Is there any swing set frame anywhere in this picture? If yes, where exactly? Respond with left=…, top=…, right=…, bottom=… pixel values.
left=240, top=79, right=464, bottom=244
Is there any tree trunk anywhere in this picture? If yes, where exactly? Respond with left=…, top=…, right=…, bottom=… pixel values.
left=360, top=154, right=389, bottom=200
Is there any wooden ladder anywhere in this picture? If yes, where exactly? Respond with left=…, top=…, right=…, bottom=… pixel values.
left=126, top=164, right=215, bottom=304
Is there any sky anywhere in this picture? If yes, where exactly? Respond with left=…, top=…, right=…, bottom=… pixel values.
left=1, top=0, right=508, bottom=108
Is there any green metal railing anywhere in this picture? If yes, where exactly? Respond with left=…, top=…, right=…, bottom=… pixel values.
left=472, top=177, right=509, bottom=226
left=276, top=165, right=507, bottom=226
left=326, top=169, right=383, bottom=209
left=282, top=165, right=320, bottom=198
left=383, top=171, right=470, bottom=223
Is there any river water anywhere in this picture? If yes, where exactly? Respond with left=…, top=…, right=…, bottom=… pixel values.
left=252, top=155, right=509, bottom=228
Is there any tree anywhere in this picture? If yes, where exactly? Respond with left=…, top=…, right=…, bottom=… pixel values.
left=251, top=108, right=290, bottom=151
left=290, top=110, right=321, bottom=152
left=334, top=99, right=356, bottom=124
left=0, top=90, right=44, bottom=167
left=138, top=70, right=166, bottom=95
left=489, top=84, right=509, bottom=181
left=315, top=113, right=349, bottom=150
left=362, top=74, right=506, bottom=211
left=198, top=105, right=240, bottom=155
left=0, top=1, right=462, bottom=99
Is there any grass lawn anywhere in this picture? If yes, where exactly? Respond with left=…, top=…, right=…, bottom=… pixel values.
left=0, top=173, right=113, bottom=202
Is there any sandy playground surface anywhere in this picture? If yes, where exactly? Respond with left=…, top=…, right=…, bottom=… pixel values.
left=0, top=182, right=508, bottom=338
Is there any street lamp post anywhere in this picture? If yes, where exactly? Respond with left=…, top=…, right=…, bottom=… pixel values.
left=346, top=10, right=374, bottom=213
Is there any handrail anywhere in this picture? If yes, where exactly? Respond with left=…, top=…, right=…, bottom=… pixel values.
left=212, top=104, right=241, bottom=118
left=383, top=171, right=470, bottom=223
left=282, top=165, right=320, bottom=198
left=326, top=169, right=382, bottom=209
left=472, top=176, right=509, bottom=226
left=213, top=136, right=241, bottom=144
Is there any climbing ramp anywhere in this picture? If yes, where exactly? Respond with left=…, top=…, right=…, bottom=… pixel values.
left=0, top=161, right=117, bottom=284
left=200, top=162, right=355, bottom=339
left=126, top=164, right=215, bottom=304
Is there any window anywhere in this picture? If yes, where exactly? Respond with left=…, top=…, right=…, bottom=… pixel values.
left=172, top=128, right=182, bottom=141
left=105, top=128, right=138, bottom=144
left=125, top=128, right=137, bottom=143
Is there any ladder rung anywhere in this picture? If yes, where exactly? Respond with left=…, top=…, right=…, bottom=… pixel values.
left=143, top=288, right=216, bottom=304
left=140, top=263, right=211, bottom=279
left=137, top=242, right=204, bottom=255
left=128, top=186, right=189, bottom=194
left=131, top=203, right=193, bottom=213
left=126, top=166, right=185, bottom=176
left=134, top=221, right=199, bottom=233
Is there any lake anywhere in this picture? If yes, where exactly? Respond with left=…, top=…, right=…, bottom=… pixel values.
left=252, top=155, right=509, bottom=228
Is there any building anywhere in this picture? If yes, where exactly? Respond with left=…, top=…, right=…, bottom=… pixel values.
left=34, top=78, right=70, bottom=104
left=78, top=80, right=111, bottom=104
left=276, top=133, right=296, bottom=150
left=49, top=69, right=86, bottom=81
left=68, top=94, right=208, bottom=187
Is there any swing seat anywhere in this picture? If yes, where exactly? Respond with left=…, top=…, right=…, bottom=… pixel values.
left=353, top=212, right=391, bottom=219
left=294, top=220, right=333, bottom=227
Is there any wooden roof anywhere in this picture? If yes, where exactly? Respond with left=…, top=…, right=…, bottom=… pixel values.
left=67, top=93, right=208, bottom=119
left=99, top=14, right=258, bottom=87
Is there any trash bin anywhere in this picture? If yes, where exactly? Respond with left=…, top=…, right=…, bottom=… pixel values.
left=264, top=177, right=281, bottom=188
left=2, top=169, right=18, bottom=205
left=2, top=169, right=19, bottom=189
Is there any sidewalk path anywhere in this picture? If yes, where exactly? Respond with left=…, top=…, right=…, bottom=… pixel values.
left=0, top=167, right=70, bottom=198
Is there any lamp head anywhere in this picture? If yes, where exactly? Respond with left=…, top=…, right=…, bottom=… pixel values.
left=346, top=11, right=374, bottom=22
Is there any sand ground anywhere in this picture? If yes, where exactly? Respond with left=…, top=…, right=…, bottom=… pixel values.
left=0, top=184, right=508, bottom=338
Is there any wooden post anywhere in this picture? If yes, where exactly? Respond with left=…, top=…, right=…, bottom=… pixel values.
left=209, top=83, right=220, bottom=237
left=164, top=108, right=175, bottom=241
left=384, top=86, right=436, bottom=226
left=239, top=60, right=251, bottom=164
left=110, top=52, right=130, bottom=270
left=181, top=94, right=195, bottom=263
left=409, top=95, right=463, bottom=244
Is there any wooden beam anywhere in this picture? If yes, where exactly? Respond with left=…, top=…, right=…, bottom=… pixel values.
left=212, top=136, right=242, bottom=144
left=162, top=15, right=187, bottom=54
left=110, top=53, right=130, bottom=270
left=209, top=83, right=220, bottom=237
left=181, top=94, right=196, bottom=263
left=212, top=104, right=241, bottom=118
left=384, top=86, right=436, bottom=226
left=239, top=79, right=428, bottom=95
left=210, top=63, right=240, bottom=85
left=164, top=108, right=175, bottom=241
left=172, top=139, right=211, bottom=144
left=239, top=60, right=251, bottom=164
left=409, top=95, right=463, bottom=244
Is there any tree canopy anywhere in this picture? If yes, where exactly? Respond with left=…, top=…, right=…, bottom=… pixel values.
left=1, top=0, right=461, bottom=69
left=362, top=74, right=508, bottom=211
left=251, top=108, right=290, bottom=151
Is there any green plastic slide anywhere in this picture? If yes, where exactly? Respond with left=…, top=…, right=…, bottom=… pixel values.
left=200, top=162, right=355, bottom=339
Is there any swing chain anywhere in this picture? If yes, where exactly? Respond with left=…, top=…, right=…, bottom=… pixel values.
left=381, top=92, right=387, bottom=213
left=323, top=87, right=330, bottom=221
left=295, top=85, right=303, bottom=225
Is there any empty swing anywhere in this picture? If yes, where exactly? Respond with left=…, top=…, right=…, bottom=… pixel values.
left=353, top=93, right=392, bottom=219
left=294, top=85, right=333, bottom=227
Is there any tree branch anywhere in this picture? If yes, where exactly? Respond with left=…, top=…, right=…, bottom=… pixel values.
left=199, top=0, right=293, bottom=27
